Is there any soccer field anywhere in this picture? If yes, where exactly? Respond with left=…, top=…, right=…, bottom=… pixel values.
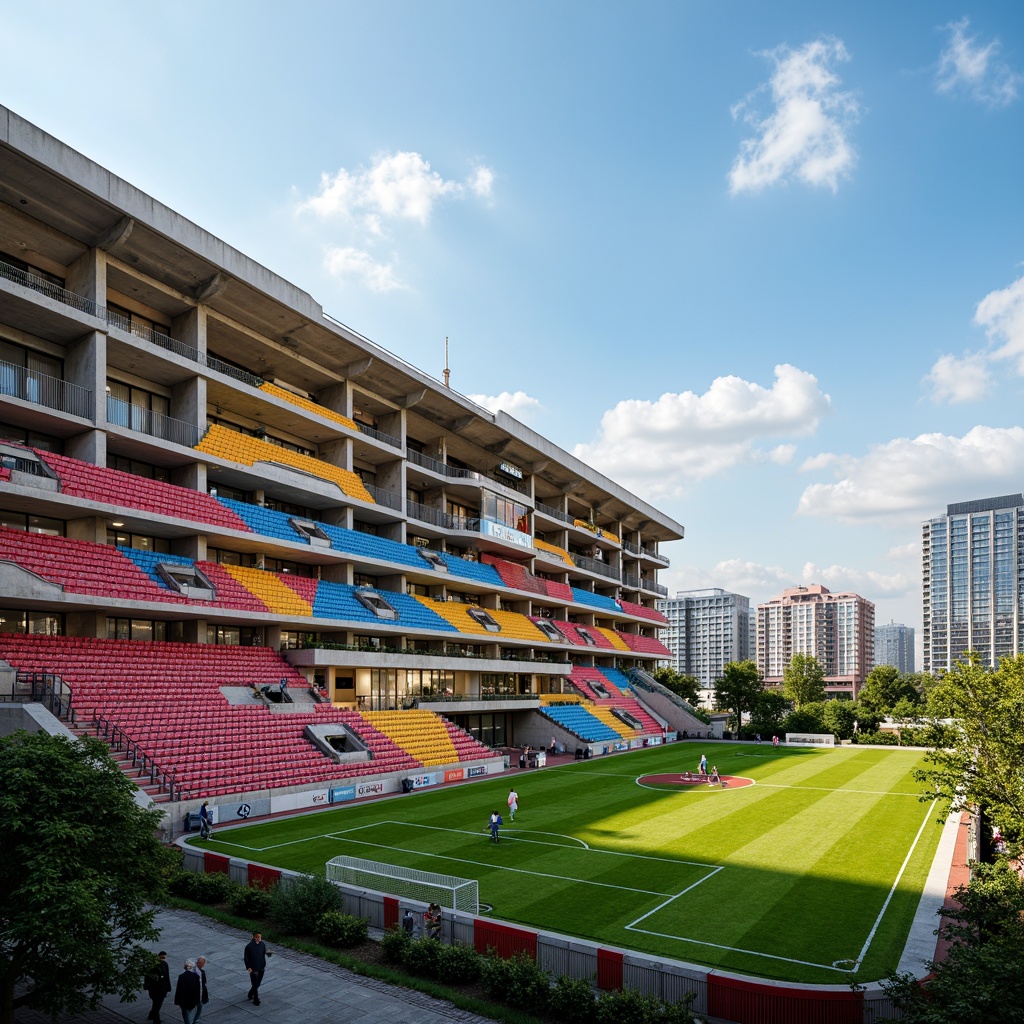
left=193, top=742, right=945, bottom=984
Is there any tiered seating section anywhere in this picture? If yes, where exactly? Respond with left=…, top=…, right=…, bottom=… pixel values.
left=195, top=424, right=374, bottom=503
left=37, top=450, right=250, bottom=531
left=533, top=539, right=574, bottom=566
left=567, top=665, right=663, bottom=735
left=542, top=703, right=622, bottom=743
left=363, top=709, right=459, bottom=767
left=258, top=382, right=360, bottom=432
left=0, top=448, right=664, bottom=633
left=0, top=635, right=495, bottom=799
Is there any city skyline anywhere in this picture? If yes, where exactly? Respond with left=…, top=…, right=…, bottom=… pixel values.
left=2, top=2, right=1021, bottom=641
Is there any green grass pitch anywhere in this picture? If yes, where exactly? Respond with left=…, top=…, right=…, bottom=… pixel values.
left=192, top=742, right=945, bottom=985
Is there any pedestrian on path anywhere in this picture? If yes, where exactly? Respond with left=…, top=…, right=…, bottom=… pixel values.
left=244, top=930, right=272, bottom=1007
left=144, top=950, right=171, bottom=1023
left=507, top=787, right=518, bottom=821
left=173, top=960, right=201, bottom=1024
left=193, top=957, right=209, bottom=1020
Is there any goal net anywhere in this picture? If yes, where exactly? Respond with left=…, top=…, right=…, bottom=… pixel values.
left=325, top=855, right=479, bottom=914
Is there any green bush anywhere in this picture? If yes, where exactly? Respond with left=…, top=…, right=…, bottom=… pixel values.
left=169, top=869, right=234, bottom=904
left=314, top=911, right=369, bottom=948
left=403, top=936, right=444, bottom=977
left=548, top=974, right=597, bottom=1024
left=853, top=730, right=900, bottom=746
left=435, top=943, right=482, bottom=986
left=596, top=987, right=669, bottom=1024
left=229, top=883, right=273, bottom=919
left=481, top=950, right=550, bottom=1014
left=268, top=872, right=343, bottom=935
left=380, top=926, right=412, bottom=964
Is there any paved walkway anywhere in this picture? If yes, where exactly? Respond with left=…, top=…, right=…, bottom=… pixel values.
left=15, top=907, right=491, bottom=1024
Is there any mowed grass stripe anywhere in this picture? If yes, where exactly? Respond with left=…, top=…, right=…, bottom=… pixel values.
left=190, top=742, right=943, bottom=985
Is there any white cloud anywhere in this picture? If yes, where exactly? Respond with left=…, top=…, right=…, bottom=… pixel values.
left=975, top=273, right=1024, bottom=373
left=573, top=364, right=831, bottom=498
left=797, top=425, right=1024, bottom=524
left=301, top=151, right=494, bottom=226
left=468, top=390, right=543, bottom=421
left=923, top=273, right=1024, bottom=403
left=323, top=246, right=404, bottom=293
left=936, top=18, right=1022, bottom=107
left=729, top=37, right=859, bottom=194
left=923, top=351, right=991, bottom=403
left=800, top=560, right=911, bottom=596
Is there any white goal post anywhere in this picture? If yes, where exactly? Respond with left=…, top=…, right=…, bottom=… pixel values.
left=785, top=733, right=836, bottom=747
left=325, top=855, right=480, bottom=914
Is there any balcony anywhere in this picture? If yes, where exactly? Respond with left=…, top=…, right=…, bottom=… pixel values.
left=406, top=448, right=530, bottom=496
left=0, top=360, right=93, bottom=419
left=106, top=396, right=200, bottom=448
left=573, top=553, right=621, bottom=581
left=357, top=423, right=402, bottom=449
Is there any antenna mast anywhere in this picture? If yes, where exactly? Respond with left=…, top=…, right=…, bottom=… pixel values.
left=443, top=336, right=450, bottom=388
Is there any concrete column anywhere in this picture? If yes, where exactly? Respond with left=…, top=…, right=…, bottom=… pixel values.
left=172, top=305, right=206, bottom=358
left=65, top=248, right=106, bottom=306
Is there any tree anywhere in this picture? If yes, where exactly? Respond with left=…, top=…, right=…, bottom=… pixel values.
left=882, top=859, right=1024, bottom=1022
left=748, top=689, right=791, bottom=737
left=858, top=665, right=922, bottom=715
left=713, top=660, right=763, bottom=731
left=650, top=668, right=701, bottom=706
left=822, top=699, right=857, bottom=740
left=783, top=653, right=826, bottom=708
left=917, top=653, right=1024, bottom=842
left=0, top=730, right=174, bottom=1024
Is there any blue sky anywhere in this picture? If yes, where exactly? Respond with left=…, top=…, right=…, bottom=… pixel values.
left=3, top=2, right=1024, bottom=655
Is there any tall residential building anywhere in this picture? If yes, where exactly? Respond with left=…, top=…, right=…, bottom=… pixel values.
left=873, top=621, right=915, bottom=675
left=657, top=588, right=753, bottom=698
left=921, top=494, right=1024, bottom=674
left=757, top=585, right=875, bottom=698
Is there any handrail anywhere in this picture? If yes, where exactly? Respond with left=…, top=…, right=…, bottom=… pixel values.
left=573, top=554, right=621, bottom=580
left=535, top=502, right=574, bottom=525
left=0, top=259, right=103, bottom=318
left=106, top=396, right=201, bottom=448
left=357, top=423, right=402, bottom=449
left=8, top=671, right=76, bottom=721
left=92, top=713, right=187, bottom=801
left=362, top=483, right=403, bottom=511
left=0, top=359, right=94, bottom=419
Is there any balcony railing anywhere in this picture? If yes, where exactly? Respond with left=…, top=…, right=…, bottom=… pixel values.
left=363, top=483, right=403, bottom=511
left=573, top=554, right=621, bottom=581
left=535, top=502, right=574, bottom=525
left=357, top=423, right=402, bottom=449
left=106, top=396, right=200, bottom=448
left=405, top=499, right=481, bottom=533
left=406, top=448, right=530, bottom=496
left=0, top=259, right=103, bottom=318
left=0, top=360, right=94, bottom=419
left=623, top=541, right=670, bottom=565
left=106, top=310, right=201, bottom=363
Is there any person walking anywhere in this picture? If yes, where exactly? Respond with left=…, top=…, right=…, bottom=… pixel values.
left=243, top=930, right=272, bottom=1007
left=507, top=787, right=518, bottom=821
left=198, top=801, right=212, bottom=840
left=699, top=753, right=708, bottom=776
left=193, top=957, right=209, bottom=1020
left=173, top=960, right=201, bottom=1024
left=488, top=810, right=503, bottom=843
left=144, top=950, right=171, bottom=1023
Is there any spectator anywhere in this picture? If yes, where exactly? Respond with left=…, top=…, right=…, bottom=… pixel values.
left=144, top=950, right=171, bottom=1023
left=173, top=960, right=201, bottom=1024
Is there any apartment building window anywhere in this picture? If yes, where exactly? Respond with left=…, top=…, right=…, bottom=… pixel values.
left=0, top=510, right=64, bottom=535
left=0, top=421, right=62, bottom=452
left=106, top=380, right=169, bottom=429
left=0, top=250, right=65, bottom=288
left=0, top=340, right=62, bottom=404
left=106, top=454, right=170, bottom=483
left=482, top=491, right=530, bottom=532
left=0, top=610, right=62, bottom=635
left=107, top=302, right=170, bottom=338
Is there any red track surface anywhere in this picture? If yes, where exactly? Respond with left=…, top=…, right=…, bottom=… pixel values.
left=639, top=772, right=754, bottom=789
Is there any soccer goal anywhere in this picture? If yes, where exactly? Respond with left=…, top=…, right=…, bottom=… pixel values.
left=325, top=855, right=479, bottom=914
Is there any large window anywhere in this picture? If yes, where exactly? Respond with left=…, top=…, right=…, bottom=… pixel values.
left=0, top=510, right=64, bottom=535
left=106, top=380, right=169, bottom=431
left=482, top=491, right=530, bottom=533
left=0, top=340, right=62, bottom=405
left=0, top=610, right=62, bottom=635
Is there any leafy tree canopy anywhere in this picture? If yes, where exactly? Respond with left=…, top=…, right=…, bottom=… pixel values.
left=858, top=665, right=923, bottom=714
left=918, top=653, right=1024, bottom=842
left=883, top=859, right=1024, bottom=1023
left=0, top=730, right=174, bottom=1024
left=713, top=660, right=762, bottom=730
left=748, top=689, right=792, bottom=735
left=783, top=653, right=826, bottom=708
left=650, top=668, right=701, bottom=707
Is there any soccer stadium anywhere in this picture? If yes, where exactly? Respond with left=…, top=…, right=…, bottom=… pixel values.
left=0, top=108, right=959, bottom=1023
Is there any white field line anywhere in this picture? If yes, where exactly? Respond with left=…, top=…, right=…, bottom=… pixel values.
left=851, top=802, right=936, bottom=971
left=754, top=783, right=921, bottom=797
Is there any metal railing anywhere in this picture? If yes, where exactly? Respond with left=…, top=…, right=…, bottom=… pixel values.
left=106, top=310, right=201, bottom=363
left=623, top=541, right=670, bottom=565
left=106, top=396, right=201, bottom=447
left=535, top=502, right=573, bottom=524
left=6, top=672, right=76, bottom=722
left=204, top=354, right=265, bottom=388
left=405, top=499, right=480, bottom=533
left=0, top=360, right=94, bottom=419
left=573, top=554, right=621, bottom=580
left=357, top=423, right=402, bottom=449
left=406, top=448, right=530, bottom=496
left=363, top=483, right=403, bottom=511
left=0, top=259, right=103, bottom=318
left=92, top=714, right=186, bottom=801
